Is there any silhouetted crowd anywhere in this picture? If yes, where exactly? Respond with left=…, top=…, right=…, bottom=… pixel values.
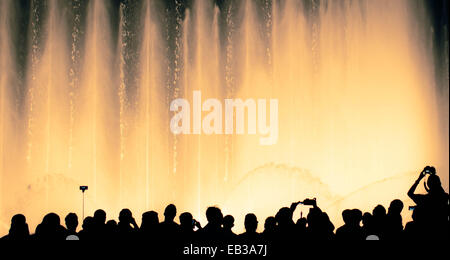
left=1, top=166, right=448, bottom=241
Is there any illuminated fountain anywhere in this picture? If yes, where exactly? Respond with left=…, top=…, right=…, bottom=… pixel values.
left=0, top=0, right=448, bottom=234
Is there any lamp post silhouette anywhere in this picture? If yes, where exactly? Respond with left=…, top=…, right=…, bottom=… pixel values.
left=79, top=186, right=88, bottom=220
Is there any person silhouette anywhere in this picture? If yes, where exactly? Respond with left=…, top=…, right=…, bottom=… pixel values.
left=64, top=213, right=78, bottom=238
left=275, top=206, right=296, bottom=240
left=262, top=216, right=277, bottom=242
left=159, top=204, right=180, bottom=241
left=305, top=207, right=335, bottom=240
left=385, top=199, right=404, bottom=240
left=408, top=166, right=449, bottom=239
left=105, top=219, right=118, bottom=240
left=34, top=213, right=66, bottom=240
left=295, top=217, right=308, bottom=240
left=78, top=216, right=94, bottom=240
left=336, top=209, right=352, bottom=240
left=319, top=212, right=335, bottom=240
left=1, top=214, right=30, bottom=240
left=238, top=213, right=260, bottom=243
left=335, top=209, right=364, bottom=240
left=117, top=208, right=139, bottom=240
left=94, top=209, right=106, bottom=224
left=197, top=206, right=223, bottom=241
left=179, top=212, right=200, bottom=242
left=92, top=209, right=107, bottom=239
left=139, top=211, right=159, bottom=240
left=361, top=212, right=375, bottom=239
left=222, top=215, right=237, bottom=241
left=404, top=204, right=429, bottom=240
left=371, top=204, right=387, bottom=239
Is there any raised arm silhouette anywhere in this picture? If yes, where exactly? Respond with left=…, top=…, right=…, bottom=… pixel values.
left=407, top=166, right=449, bottom=239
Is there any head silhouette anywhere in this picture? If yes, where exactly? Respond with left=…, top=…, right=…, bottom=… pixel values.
left=142, top=211, right=159, bottom=228
left=11, top=214, right=26, bottom=226
left=179, top=212, right=194, bottom=229
left=164, top=204, right=177, bottom=222
left=119, top=209, right=133, bottom=224
left=361, top=212, right=374, bottom=236
left=264, top=216, right=276, bottom=232
left=351, top=209, right=362, bottom=226
left=65, top=213, right=78, bottom=232
left=206, top=206, right=223, bottom=226
left=306, top=207, right=322, bottom=229
left=223, top=215, right=235, bottom=230
left=373, top=205, right=386, bottom=218
left=275, top=207, right=292, bottom=227
left=105, top=220, right=118, bottom=239
left=244, top=213, right=258, bottom=233
left=8, top=214, right=29, bottom=239
left=342, top=209, right=352, bottom=225
left=82, top=216, right=94, bottom=231
left=388, top=199, right=404, bottom=215
left=362, top=212, right=372, bottom=225
left=106, top=220, right=117, bottom=228
left=427, top=174, right=442, bottom=192
left=94, top=209, right=106, bottom=225
left=43, top=213, right=61, bottom=228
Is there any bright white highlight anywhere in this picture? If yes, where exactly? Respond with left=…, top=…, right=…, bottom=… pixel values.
left=170, top=91, right=279, bottom=145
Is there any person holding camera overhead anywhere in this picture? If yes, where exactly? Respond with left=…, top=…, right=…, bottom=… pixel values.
left=407, top=166, right=449, bottom=239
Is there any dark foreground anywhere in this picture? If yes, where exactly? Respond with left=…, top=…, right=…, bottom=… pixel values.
left=1, top=167, right=448, bottom=252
